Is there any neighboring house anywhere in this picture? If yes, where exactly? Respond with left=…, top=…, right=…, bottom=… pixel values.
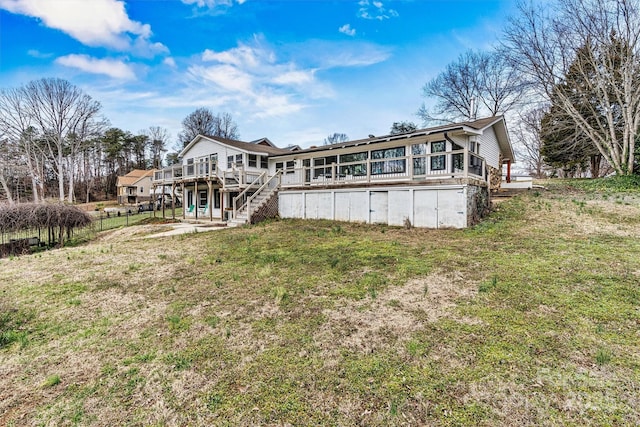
left=152, top=116, right=515, bottom=229
left=116, top=169, right=155, bottom=205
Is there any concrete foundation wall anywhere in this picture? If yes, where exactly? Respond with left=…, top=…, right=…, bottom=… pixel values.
left=279, top=184, right=483, bottom=229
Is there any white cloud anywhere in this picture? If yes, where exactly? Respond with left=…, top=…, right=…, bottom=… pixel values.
left=272, top=70, right=314, bottom=85
left=358, top=0, right=398, bottom=20
left=251, top=92, right=306, bottom=119
left=27, top=49, right=52, bottom=58
left=0, top=0, right=167, bottom=55
left=163, top=57, right=177, bottom=68
left=202, top=43, right=272, bottom=68
left=338, top=24, right=356, bottom=36
left=184, top=37, right=331, bottom=119
left=55, top=54, right=136, bottom=80
left=192, top=64, right=254, bottom=93
left=289, top=40, right=391, bottom=69
left=182, top=0, right=242, bottom=5
left=181, top=0, right=245, bottom=11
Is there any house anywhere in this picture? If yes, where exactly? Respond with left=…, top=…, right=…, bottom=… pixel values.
left=152, top=136, right=290, bottom=221
left=116, top=169, right=155, bottom=205
left=152, top=116, right=515, bottom=228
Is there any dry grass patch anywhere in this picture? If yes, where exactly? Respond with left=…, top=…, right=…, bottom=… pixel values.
left=315, top=272, right=479, bottom=355
left=1, top=183, right=639, bottom=425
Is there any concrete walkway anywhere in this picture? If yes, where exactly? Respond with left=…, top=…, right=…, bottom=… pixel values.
left=144, top=222, right=228, bottom=239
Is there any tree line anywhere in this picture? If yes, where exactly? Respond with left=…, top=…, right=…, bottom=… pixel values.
left=0, top=78, right=239, bottom=205
left=419, top=0, right=640, bottom=178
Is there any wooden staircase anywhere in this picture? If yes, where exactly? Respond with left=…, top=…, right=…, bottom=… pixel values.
left=229, top=171, right=282, bottom=227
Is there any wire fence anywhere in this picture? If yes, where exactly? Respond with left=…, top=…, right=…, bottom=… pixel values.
left=0, top=208, right=158, bottom=258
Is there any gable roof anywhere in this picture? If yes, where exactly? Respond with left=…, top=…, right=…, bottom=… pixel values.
left=180, top=135, right=289, bottom=158
left=116, top=169, right=154, bottom=187
left=250, top=137, right=277, bottom=147
left=270, top=116, right=514, bottom=161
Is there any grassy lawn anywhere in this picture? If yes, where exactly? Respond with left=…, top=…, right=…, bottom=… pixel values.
left=1, top=181, right=639, bottom=426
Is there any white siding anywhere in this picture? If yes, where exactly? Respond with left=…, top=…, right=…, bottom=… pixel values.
left=369, top=191, right=388, bottom=224
left=478, top=125, right=501, bottom=169
left=278, top=185, right=471, bottom=229
left=388, top=190, right=410, bottom=226
left=413, top=190, right=438, bottom=228
left=437, top=188, right=467, bottom=228
left=279, top=192, right=304, bottom=218
left=182, top=139, right=243, bottom=171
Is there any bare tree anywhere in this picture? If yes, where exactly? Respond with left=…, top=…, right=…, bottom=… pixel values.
left=418, top=50, right=523, bottom=124
left=390, top=121, right=418, bottom=135
left=503, top=0, right=640, bottom=176
left=0, top=87, right=45, bottom=202
left=214, top=112, right=239, bottom=141
left=0, top=137, right=15, bottom=204
left=23, top=78, right=102, bottom=201
left=145, top=126, right=170, bottom=169
left=514, top=107, right=548, bottom=178
left=324, top=133, right=349, bottom=145
left=179, top=108, right=239, bottom=147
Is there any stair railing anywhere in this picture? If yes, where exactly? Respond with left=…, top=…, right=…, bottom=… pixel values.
left=232, top=171, right=267, bottom=220
left=244, top=170, right=282, bottom=223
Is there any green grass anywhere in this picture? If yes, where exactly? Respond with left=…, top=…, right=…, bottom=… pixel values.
left=1, top=182, right=639, bottom=425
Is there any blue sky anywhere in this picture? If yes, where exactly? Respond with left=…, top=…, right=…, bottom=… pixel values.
left=0, top=0, right=517, bottom=151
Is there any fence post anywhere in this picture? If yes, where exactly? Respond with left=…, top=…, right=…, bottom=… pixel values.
left=100, top=213, right=103, bottom=231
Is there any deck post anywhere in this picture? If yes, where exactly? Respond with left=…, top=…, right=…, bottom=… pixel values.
left=181, top=182, right=185, bottom=219
left=464, top=145, right=469, bottom=178
left=506, top=160, right=512, bottom=183
left=171, top=182, right=176, bottom=219
left=220, top=189, right=224, bottom=221
left=207, top=181, right=213, bottom=221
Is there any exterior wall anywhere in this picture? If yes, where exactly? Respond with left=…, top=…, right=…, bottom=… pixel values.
left=478, top=125, right=501, bottom=169
left=278, top=185, right=477, bottom=229
left=182, top=138, right=269, bottom=174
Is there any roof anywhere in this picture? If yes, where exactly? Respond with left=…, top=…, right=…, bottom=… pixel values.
left=116, top=169, right=154, bottom=187
left=250, top=137, right=277, bottom=147
left=270, top=115, right=514, bottom=160
left=180, top=135, right=290, bottom=158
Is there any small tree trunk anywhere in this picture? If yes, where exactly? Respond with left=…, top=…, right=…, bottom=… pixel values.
left=0, top=175, right=14, bottom=205
left=590, top=155, right=602, bottom=179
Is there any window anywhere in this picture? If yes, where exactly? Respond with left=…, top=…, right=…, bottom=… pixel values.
left=412, top=144, right=427, bottom=155
left=412, top=144, right=427, bottom=175
left=453, top=153, right=464, bottom=171
left=430, top=141, right=446, bottom=171
left=275, top=162, right=283, bottom=171
left=235, top=154, right=243, bottom=166
left=186, top=158, right=195, bottom=176
left=199, top=191, right=208, bottom=208
left=210, top=154, right=218, bottom=171
left=371, top=147, right=406, bottom=175
left=303, top=159, right=311, bottom=182
left=286, top=160, right=295, bottom=169
left=197, top=158, right=209, bottom=175
left=313, top=156, right=336, bottom=178
left=260, top=156, right=268, bottom=169
left=227, top=155, right=233, bottom=169
left=248, top=154, right=257, bottom=167
left=339, top=152, right=367, bottom=176
left=213, top=189, right=220, bottom=209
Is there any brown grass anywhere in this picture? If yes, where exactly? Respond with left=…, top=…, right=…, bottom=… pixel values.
left=1, top=186, right=639, bottom=425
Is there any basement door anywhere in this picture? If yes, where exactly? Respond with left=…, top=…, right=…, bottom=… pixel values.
left=369, top=191, right=388, bottom=224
